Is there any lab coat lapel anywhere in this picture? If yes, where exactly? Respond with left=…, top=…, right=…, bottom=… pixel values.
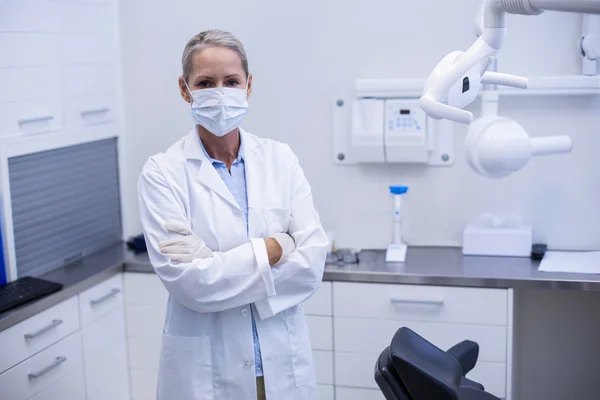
left=183, top=128, right=241, bottom=212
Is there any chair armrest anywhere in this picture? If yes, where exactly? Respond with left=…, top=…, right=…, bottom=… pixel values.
left=447, top=340, right=479, bottom=375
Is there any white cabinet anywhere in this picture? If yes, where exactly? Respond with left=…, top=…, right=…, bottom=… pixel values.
left=332, top=282, right=512, bottom=399
left=78, top=273, right=124, bottom=326
left=0, top=296, right=80, bottom=374
left=124, top=272, right=168, bottom=400
left=0, top=0, right=120, bottom=145
left=0, top=273, right=130, bottom=400
left=318, top=384, right=335, bottom=400
left=121, top=273, right=514, bottom=399
left=336, top=386, right=386, bottom=400
left=304, top=282, right=334, bottom=388
left=333, top=282, right=508, bottom=326
left=79, top=274, right=130, bottom=400
left=0, top=331, right=86, bottom=400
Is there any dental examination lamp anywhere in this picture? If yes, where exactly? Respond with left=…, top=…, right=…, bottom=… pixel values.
left=420, top=0, right=600, bottom=178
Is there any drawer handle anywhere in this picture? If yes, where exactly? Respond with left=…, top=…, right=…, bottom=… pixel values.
left=28, top=356, right=67, bottom=380
left=24, top=319, right=63, bottom=340
left=90, top=288, right=121, bottom=306
left=18, top=115, right=54, bottom=125
left=390, top=296, right=444, bottom=306
left=80, top=107, right=110, bottom=116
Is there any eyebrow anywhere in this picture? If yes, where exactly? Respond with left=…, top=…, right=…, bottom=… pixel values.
left=194, top=73, right=242, bottom=81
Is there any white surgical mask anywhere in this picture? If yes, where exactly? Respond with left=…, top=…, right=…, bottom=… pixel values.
left=186, top=80, right=249, bottom=137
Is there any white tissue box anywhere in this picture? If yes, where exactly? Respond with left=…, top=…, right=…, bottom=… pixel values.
left=462, top=224, right=532, bottom=257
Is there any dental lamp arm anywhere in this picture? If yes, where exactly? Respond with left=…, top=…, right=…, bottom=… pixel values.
left=420, top=0, right=600, bottom=124
left=529, top=0, right=600, bottom=14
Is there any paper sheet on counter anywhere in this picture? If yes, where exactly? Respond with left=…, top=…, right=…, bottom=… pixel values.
left=539, top=251, right=600, bottom=274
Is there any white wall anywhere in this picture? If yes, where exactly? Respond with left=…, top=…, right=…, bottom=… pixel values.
left=119, top=0, right=600, bottom=250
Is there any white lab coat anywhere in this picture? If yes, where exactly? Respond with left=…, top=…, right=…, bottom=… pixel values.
left=137, top=127, right=328, bottom=400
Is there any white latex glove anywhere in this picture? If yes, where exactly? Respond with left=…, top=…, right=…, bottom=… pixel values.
left=271, top=232, right=296, bottom=265
left=158, top=221, right=214, bottom=263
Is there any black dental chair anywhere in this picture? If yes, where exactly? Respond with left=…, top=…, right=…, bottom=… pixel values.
left=374, top=327, right=500, bottom=400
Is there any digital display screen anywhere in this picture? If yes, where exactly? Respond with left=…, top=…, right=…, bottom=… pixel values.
left=400, top=109, right=410, bottom=115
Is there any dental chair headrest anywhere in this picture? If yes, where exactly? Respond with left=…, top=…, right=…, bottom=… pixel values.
left=390, top=327, right=462, bottom=400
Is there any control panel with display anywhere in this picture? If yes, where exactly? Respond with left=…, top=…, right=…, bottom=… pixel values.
left=384, top=99, right=428, bottom=163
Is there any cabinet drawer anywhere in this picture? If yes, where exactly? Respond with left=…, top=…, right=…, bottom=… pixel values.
left=0, top=332, right=85, bottom=400
left=334, top=317, right=507, bottom=362
left=0, top=297, right=79, bottom=374
left=0, top=0, right=59, bottom=33
left=0, top=99, right=62, bottom=138
left=65, top=93, right=117, bottom=128
left=335, top=351, right=506, bottom=398
left=84, top=338, right=128, bottom=396
left=124, top=272, right=169, bottom=306
left=304, top=281, right=332, bottom=316
left=336, top=387, right=386, bottom=400
left=88, top=369, right=129, bottom=400
left=82, top=308, right=126, bottom=360
left=313, top=350, right=333, bottom=385
left=127, top=337, right=162, bottom=370
left=0, top=66, right=61, bottom=104
left=0, top=33, right=58, bottom=68
left=59, top=1, right=113, bottom=34
left=62, top=65, right=116, bottom=96
left=318, top=384, right=334, bottom=400
left=125, top=304, right=166, bottom=338
left=28, top=373, right=86, bottom=400
left=306, top=315, right=332, bottom=351
left=130, top=368, right=158, bottom=400
left=60, top=33, right=114, bottom=65
left=467, top=361, right=507, bottom=399
left=334, top=282, right=508, bottom=326
left=334, top=351, right=381, bottom=389
left=78, top=273, right=123, bottom=327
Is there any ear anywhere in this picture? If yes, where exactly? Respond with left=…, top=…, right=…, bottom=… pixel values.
left=246, top=74, right=253, bottom=99
left=179, top=76, right=192, bottom=103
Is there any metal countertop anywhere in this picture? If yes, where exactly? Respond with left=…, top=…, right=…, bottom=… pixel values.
left=125, top=246, right=600, bottom=291
left=3, top=245, right=600, bottom=332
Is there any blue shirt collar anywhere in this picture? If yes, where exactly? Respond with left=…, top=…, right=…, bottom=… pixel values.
left=198, top=131, right=245, bottom=165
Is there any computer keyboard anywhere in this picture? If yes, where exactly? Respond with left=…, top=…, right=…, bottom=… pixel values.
left=0, top=277, right=63, bottom=314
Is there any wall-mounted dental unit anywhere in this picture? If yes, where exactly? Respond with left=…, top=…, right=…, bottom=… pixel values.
left=333, top=0, right=600, bottom=176
left=420, top=0, right=600, bottom=178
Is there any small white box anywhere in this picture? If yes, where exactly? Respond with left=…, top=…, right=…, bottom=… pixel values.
left=462, top=224, right=532, bottom=257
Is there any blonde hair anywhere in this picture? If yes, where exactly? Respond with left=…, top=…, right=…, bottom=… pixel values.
left=181, top=30, right=249, bottom=83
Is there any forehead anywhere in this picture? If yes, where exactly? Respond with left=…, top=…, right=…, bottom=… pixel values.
left=190, top=46, right=244, bottom=77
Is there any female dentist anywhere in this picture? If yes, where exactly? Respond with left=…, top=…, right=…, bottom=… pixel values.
left=137, top=30, right=328, bottom=400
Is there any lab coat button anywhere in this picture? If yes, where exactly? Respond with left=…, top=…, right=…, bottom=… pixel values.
left=240, top=308, right=249, bottom=317
left=244, top=360, right=252, bottom=368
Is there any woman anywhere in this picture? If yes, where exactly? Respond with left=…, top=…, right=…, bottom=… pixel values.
left=138, top=30, right=328, bottom=400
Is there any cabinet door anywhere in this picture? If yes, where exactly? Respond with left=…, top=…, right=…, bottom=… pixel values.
left=317, top=384, right=334, bottom=400
left=79, top=273, right=123, bottom=327
left=28, top=373, right=86, bottom=400
left=334, top=282, right=508, bottom=326
left=336, top=386, right=386, bottom=400
left=0, top=297, right=79, bottom=374
left=0, top=332, right=85, bottom=400
left=59, top=1, right=114, bottom=35
left=0, top=0, right=59, bottom=33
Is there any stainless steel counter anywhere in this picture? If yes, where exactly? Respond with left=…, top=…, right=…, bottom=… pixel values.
left=3, top=244, right=600, bottom=332
left=0, top=244, right=125, bottom=332
left=125, top=246, right=600, bottom=291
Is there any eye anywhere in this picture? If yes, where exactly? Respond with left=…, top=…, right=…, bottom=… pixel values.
left=225, top=79, right=239, bottom=87
left=198, top=80, right=212, bottom=88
